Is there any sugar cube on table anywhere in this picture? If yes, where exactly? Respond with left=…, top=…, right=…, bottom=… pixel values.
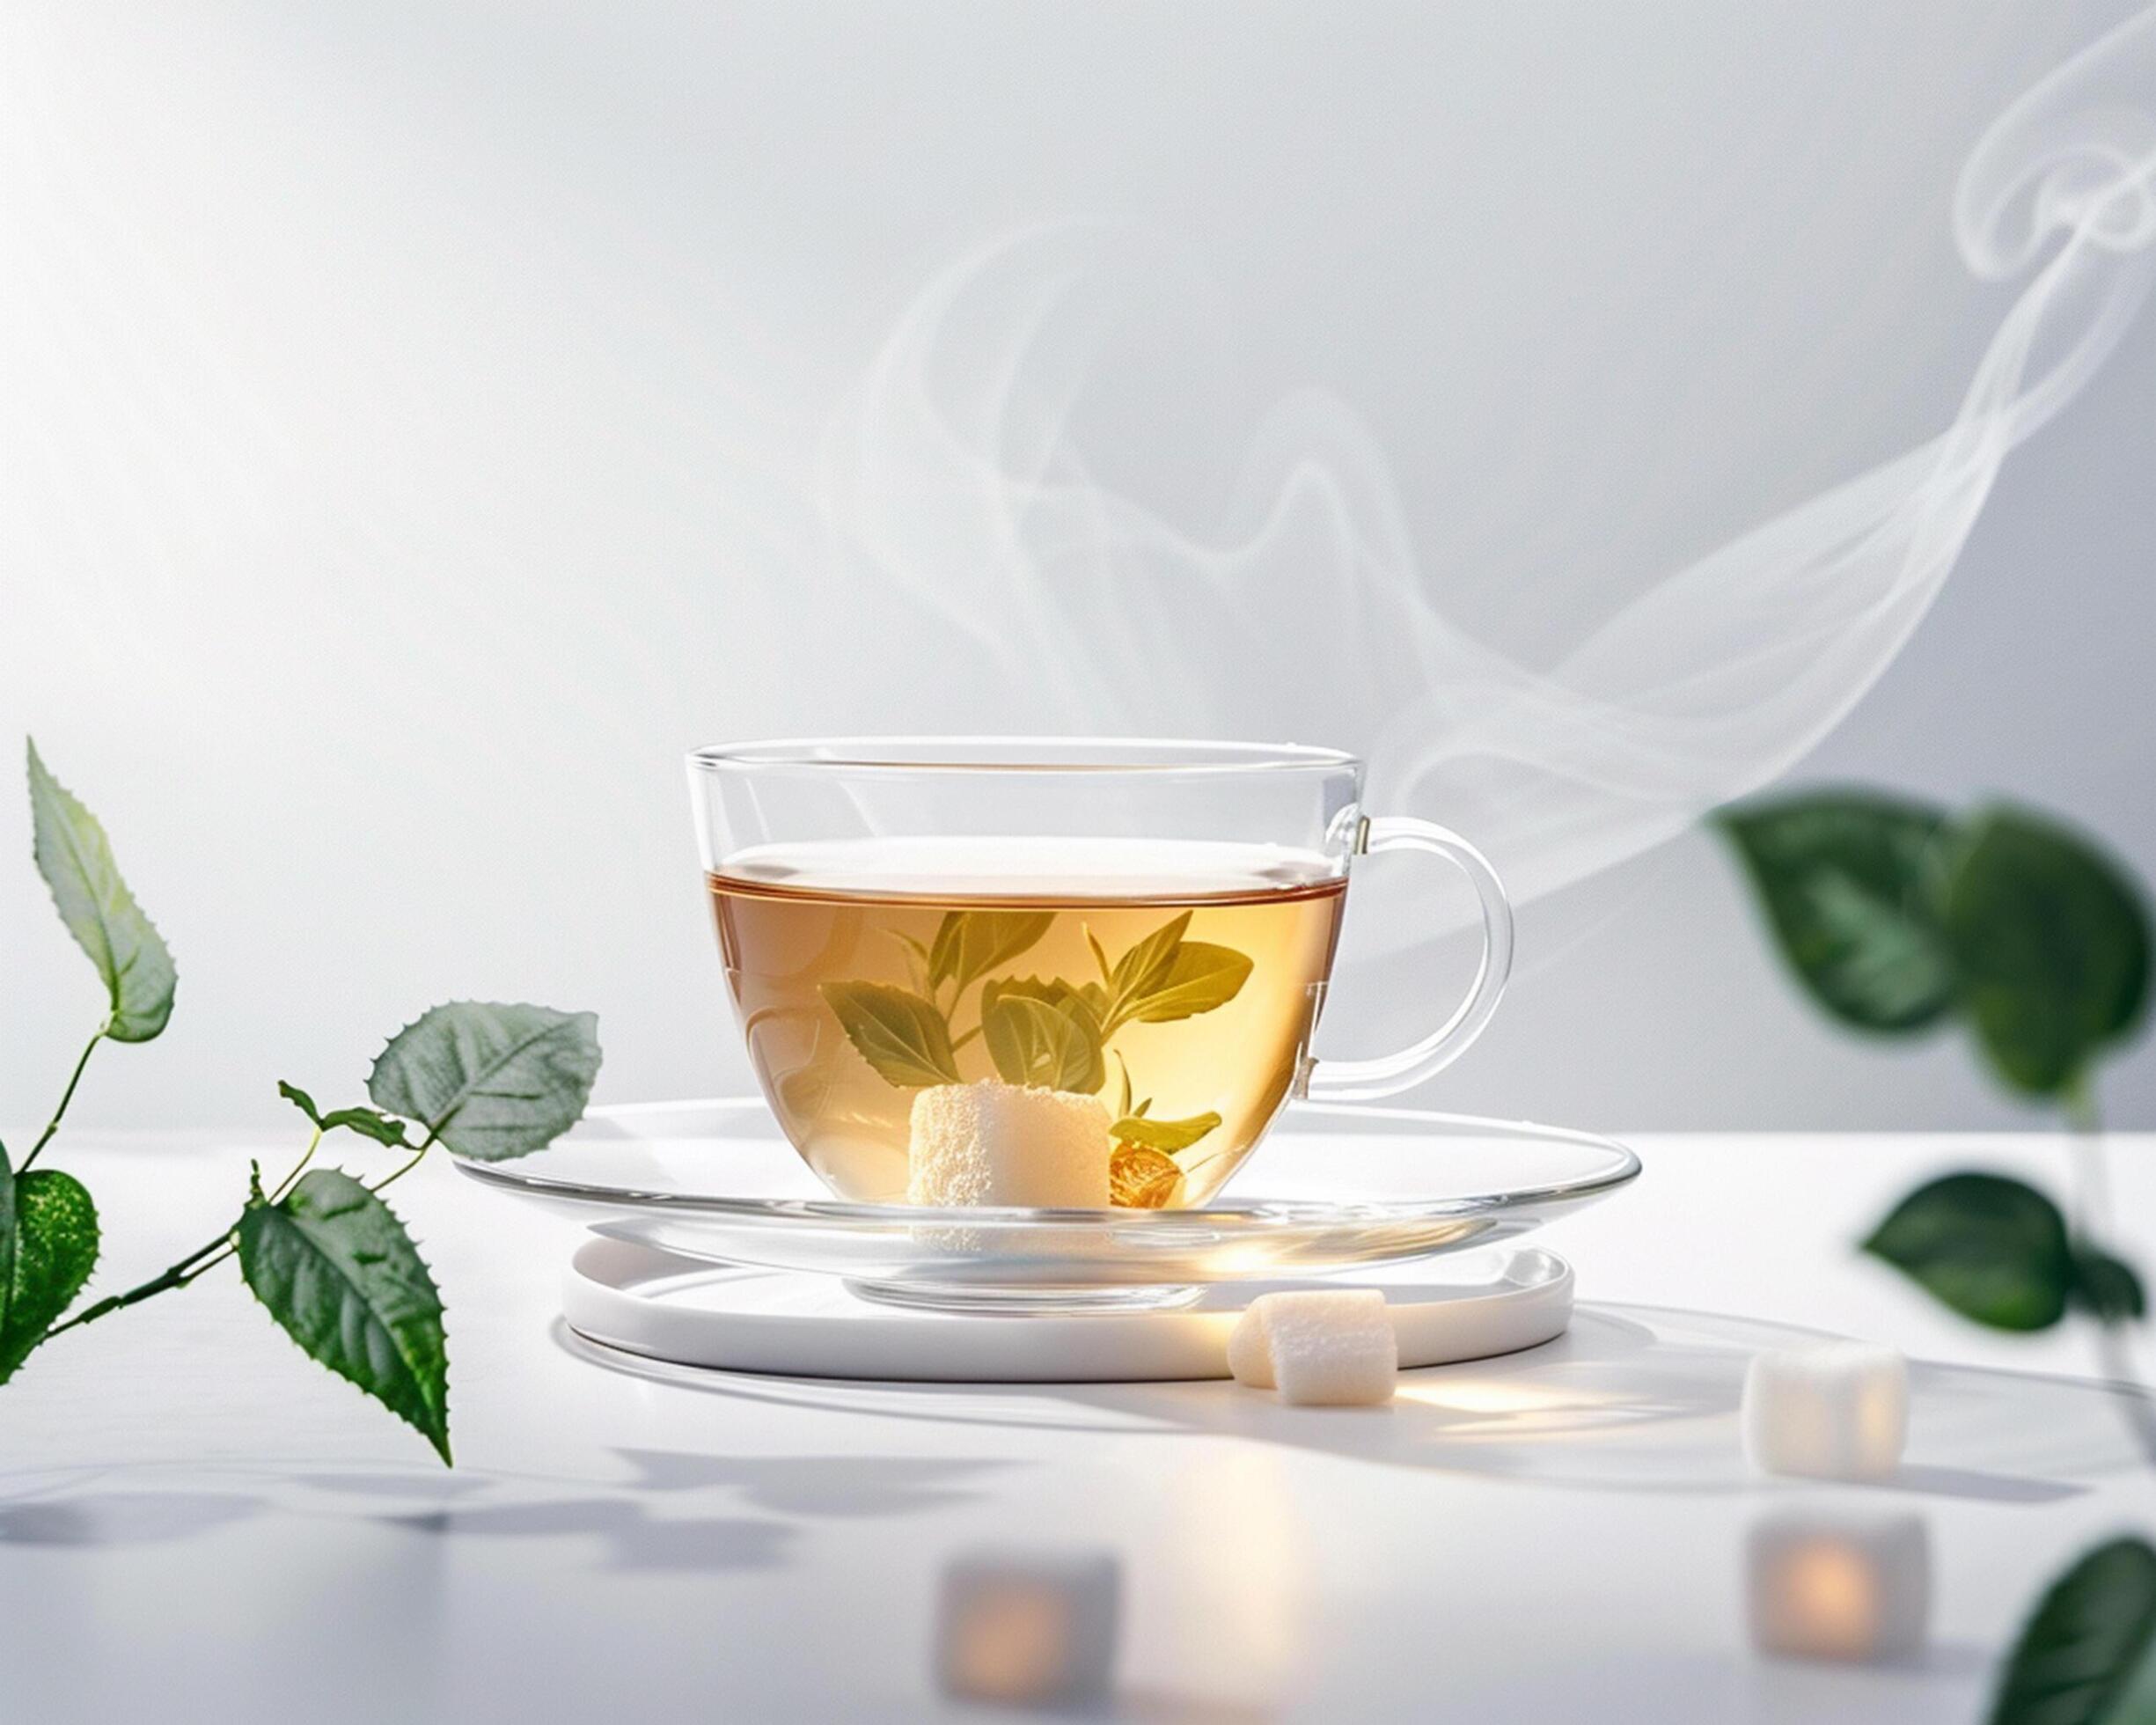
left=1747, top=1511, right=1930, bottom=1662
left=1742, top=1342, right=1908, bottom=1480
left=935, top=1547, right=1122, bottom=1708
left=1228, top=1289, right=1397, bottom=1405
left=907, top=1083, right=1111, bottom=1208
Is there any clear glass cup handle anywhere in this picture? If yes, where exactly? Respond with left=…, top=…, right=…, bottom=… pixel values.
left=1299, top=815, right=1515, bottom=1104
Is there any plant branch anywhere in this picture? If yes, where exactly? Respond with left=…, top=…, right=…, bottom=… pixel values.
left=268, top=1128, right=323, bottom=1205
left=42, top=1231, right=238, bottom=1342
left=36, top=1125, right=324, bottom=1349
left=368, top=1127, right=439, bottom=1194
left=18, top=1026, right=106, bottom=1173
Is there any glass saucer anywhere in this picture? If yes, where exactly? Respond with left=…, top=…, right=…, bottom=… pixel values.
left=453, top=1097, right=1639, bottom=1313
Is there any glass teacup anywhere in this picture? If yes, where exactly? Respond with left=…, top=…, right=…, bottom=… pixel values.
left=687, top=738, right=1512, bottom=1209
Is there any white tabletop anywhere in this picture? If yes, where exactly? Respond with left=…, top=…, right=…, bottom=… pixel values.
left=4, top=1127, right=2151, bottom=1722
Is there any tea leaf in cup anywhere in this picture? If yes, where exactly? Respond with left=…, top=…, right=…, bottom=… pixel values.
left=237, top=1169, right=450, bottom=1463
left=1110, top=1111, right=1222, bottom=1154
left=928, top=910, right=1055, bottom=995
left=1121, top=943, right=1253, bottom=1024
left=26, top=740, right=176, bottom=1043
left=368, top=1002, right=603, bottom=1160
left=1104, top=912, right=1192, bottom=1025
left=981, top=991, right=1105, bottom=1094
left=1109, top=1144, right=1183, bottom=1208
left=0, top=1162, right=100, bottom=1384
left=822, top=981, right=963, bottom=1088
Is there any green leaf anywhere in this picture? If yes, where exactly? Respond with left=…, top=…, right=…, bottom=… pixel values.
left=1988, top=1537, right=2156, bottom=1725
left=1122, top=943, right=1254, bottom=1024
left=368, top=1002, right=602, bottom=1162
left=2070, top=1245, right=2145, bottom=1325
left=26, top=739, right=177, bottom=1042
left=0, top=1151, right=15, bottom=1357
left=820, top=981, right=961, bottom=1088
left=1086, top=928, right=1112, bottom=985
left=1943, top=808, right=2152, bottom=1097
left=982, top=973, right=1100, bottom=1024
left=0, top=1168, right=100, bottom=1384
left=1105, top=912, right=1192, bottom=1024
left=237, top=1169, right=451, bottom=1464
left=981, top=993, right=1105, bottom=1093
left=1111, top=1111, right=1222, bottom=1154
left=319, top=1108, right=412, bottom=1149
left=1862, top=1172, right=2073, bottom=1331
left=928, top=911, right=1054, bottom=995
left=281, top=1081, right=409, bottom=1147
left=278, top=1080, right=324, bottom=1127
left=1716, top=791, right=1955, bottom=1033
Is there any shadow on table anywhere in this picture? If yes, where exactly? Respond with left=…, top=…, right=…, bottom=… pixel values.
left=561, top=1303, right=2148, bottom=1500
left=0, top=1448, right=1007, bottom=1580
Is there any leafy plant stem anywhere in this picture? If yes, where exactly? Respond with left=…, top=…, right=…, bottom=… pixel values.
left=37, top=1125, right=332, bottom=1347
left=368, top=1130, right=438, bottom=1194
left=267, top=1128, right=324, bottom=1205
left=42, top=1233, right=237, bottom=1342
left=18, top=1026, right=106, bottom=1173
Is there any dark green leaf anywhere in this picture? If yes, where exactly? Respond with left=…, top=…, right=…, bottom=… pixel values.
left=820, top=981, right=961, bottom=1088
left=981, top=994, right=1105, bottom=1094
left=1111, top=1111, right=1222, bottom=1154
left=0, top=1150, right=15, bottom=1359
left=1988, top=1537, right=2156, bottom=1725
left=0, top=1169, right=100, bottom=1384
left=26, top=739, right=177, bottom=1042
left=2070, top=1245, right=2145, bottom=1325
left=1122, top=943, right=1254, bottom=1024
left=1862, top=1172, right=2073, bottom=1331
left=237, top=1169, right=450, bottom=1464
left=1716, top=790, right=1955, bottom=1033
left=1944, top=809, right=2151, bottom=1097
left=281, top=1082, right=408, bottom=1146
left=928, top=911, right=1054, bottom=995
left=319, top=1108, right=412, bottom=1149
left=368, top=1002, right=602, bottom=1161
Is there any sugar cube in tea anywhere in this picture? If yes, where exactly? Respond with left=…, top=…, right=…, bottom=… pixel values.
left=908, top=1082, right=1111, bottom=1208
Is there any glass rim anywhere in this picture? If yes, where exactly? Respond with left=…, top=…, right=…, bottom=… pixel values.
left=686, top=736, right=1362, bottom=776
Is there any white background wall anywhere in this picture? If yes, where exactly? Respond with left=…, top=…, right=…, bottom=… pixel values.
left=4, top=1, right=2152, bottom=1134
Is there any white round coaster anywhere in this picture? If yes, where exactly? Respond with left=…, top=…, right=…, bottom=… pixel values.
left=562, top=1238, right=1573, bottom=1384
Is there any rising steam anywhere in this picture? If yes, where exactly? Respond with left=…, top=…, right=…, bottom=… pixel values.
left=823, top=10, right=2156, bottom=946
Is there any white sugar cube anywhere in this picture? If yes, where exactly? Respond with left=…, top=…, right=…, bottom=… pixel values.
left=1229, top=1289, right=1396, bottom=1405
left=908, top=1083, right=1111, bottom=1208
left=1742, top=1342, right=1908, bottom=1480
left=935, top=1548, right=1122, bottom=1707
left=1747, top=1512, right=1930, bottom=1662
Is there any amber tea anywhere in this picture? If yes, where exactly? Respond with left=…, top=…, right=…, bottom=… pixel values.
left=708, top=839, right=1347, bottom=1208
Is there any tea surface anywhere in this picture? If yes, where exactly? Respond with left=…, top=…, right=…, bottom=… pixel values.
left=709, top=839, right=1347, bottom=1206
